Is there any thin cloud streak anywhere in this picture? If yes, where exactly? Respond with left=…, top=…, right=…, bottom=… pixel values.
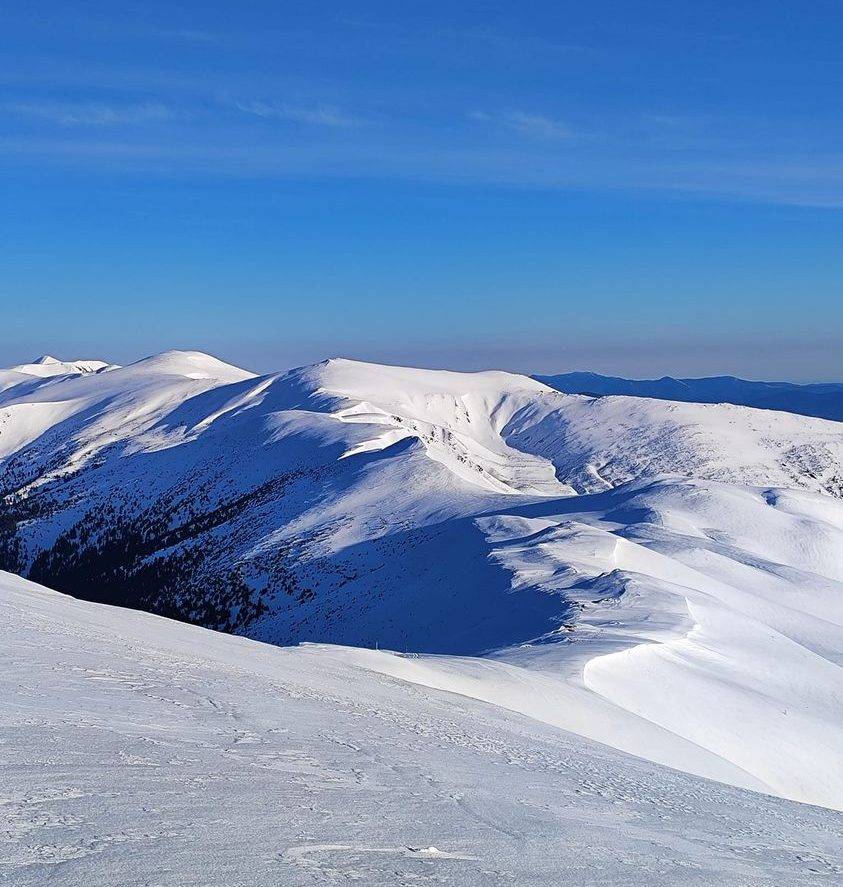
left=151, top=28, right=223, bottom=45
left=471, top=110, right=577, bottom=140
left=2, top=100, right=174, bottom=126
left=3, top=132, right=843, bottom=208
left=234, top=100, right=364, bottom=128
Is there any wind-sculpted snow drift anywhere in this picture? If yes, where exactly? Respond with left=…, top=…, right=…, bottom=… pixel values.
left=1, top=352, right=842, bottom=812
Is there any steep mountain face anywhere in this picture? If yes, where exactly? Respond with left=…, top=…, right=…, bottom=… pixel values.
left=535, top=370, right=843, bottom=421
left=1, top=351, right=842, bottom=808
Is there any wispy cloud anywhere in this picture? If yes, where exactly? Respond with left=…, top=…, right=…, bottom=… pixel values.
left=234, top=100, right=363, bottom=128
left=3, top=100, right=174, bottom=126
left=3, top=109, right=842, bottom=209
left=152, top=29, right=222, bottom=45
left=471, top=110, right=576, bottom=140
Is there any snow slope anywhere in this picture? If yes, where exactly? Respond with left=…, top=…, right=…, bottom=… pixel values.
left=3, top=571, right=841, bottom=886
left=1, top=353, right=842, bottom=811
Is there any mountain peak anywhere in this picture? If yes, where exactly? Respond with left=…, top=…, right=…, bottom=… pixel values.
left=125, top=350, right=256, bottom=383
left=7, top=356, right=114, bottom=379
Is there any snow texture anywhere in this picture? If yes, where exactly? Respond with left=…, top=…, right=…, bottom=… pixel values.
left=1, top=351, right=842, bottom=884
left=2, top=571, right=841, bottom=886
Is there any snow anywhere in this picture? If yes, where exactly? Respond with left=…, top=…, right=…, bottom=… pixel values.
left=1, top=352, right=842, bottom=836
left=486, top=479, right=843, bottom=809
left=3, top=570, right=841, bottom=886
left=9, top=355, right=116, bottom=377
left=503, top=392, right=843, bottom=496
left=123, top=349, right=256, bottom=382
left=316, top=359, right=568, bottom=495
left=0, top=350, right=254, bottom=463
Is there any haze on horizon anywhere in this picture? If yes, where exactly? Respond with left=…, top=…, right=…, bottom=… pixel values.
left=2, top=1, right=841, bottom=382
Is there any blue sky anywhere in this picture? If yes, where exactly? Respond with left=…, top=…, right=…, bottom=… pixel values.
left=2, top=1, right=841, bottom=379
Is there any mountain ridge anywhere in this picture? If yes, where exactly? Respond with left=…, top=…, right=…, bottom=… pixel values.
left=1, top=350, right=841, bottom=808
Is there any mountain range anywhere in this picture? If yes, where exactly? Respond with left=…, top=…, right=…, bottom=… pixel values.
left=1, top=349, right=841, bottom=816
left=535, top=370, right=843, bottom=421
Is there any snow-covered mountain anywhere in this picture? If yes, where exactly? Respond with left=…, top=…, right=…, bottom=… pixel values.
left=0, top=354, right=116, bottom=396
left=4, top=570, right=840, bottom=886
left=1, top=351, right=841, bottom=812
left=12, top=354, right=116, bottom=376
left=535, top=370, right=843, bottom=421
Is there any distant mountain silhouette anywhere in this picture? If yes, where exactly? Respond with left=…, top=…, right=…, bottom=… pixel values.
left=534, top=372, right=843, bottom=421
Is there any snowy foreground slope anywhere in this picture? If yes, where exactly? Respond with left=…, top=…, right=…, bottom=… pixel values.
left=3, top=571, right=842, bottom=887
left=1, top=352, right=842, bottom=813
